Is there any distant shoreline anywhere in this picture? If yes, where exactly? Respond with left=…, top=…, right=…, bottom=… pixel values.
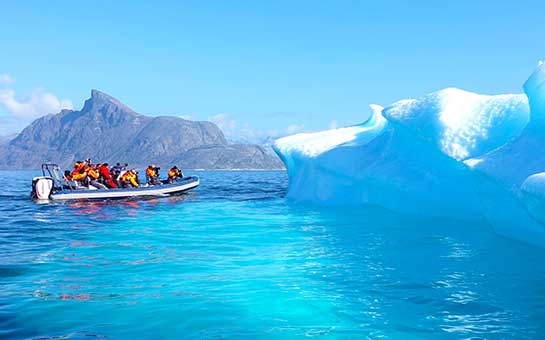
left=0, top=168, right=287, bottom=172
left=188, top=168, right=286, bottom=171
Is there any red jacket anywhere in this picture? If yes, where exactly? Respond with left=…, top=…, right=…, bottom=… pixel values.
left=98, top=165, right=117, bottom=188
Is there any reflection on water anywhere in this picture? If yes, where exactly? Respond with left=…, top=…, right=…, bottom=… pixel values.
left=1, top=170, right=545, bottom=338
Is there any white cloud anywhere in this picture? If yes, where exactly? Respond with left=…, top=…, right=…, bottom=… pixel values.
left=179, top=114, right=195, bottom=121
left=209, top=113, right=237, bottom=134
left=0, top=74, right=13, bottom=85
left=0, top=87, right=73, bottom=120
left=207, top=113, right=306, bottom=144
left=285, top=124, right=304, bottom=135
left=208, top=113, right=260, bottom=142
left=0, top=75, right=73, bottom=134
left=188, top=113, right=261, bottom=143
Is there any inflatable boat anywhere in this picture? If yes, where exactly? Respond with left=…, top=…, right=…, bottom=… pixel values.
left=31, top=163, right=199, bottom=201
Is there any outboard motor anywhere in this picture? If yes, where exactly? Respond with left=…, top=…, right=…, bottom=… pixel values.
left=31, top=176, right=54, bottom=200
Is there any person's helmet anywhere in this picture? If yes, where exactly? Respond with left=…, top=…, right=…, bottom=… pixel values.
left=172, top=166, right=178, bottom=170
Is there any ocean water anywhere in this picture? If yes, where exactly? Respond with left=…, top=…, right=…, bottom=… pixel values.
left=1, top=170, right=545, bottom=339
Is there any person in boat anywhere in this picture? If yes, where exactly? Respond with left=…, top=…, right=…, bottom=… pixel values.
left=134, top=169, right=141, bottom=186
left=120, top=169, right=139, bottom=188
left=86, top=163, right=108, bottom=189
left=64, top=170, right=72, bottom=181
left=167, top=166, right=184, bottom=183
left=98, top=163, right=117, bottom=188
left=111, top=162, right=129, bottom=187
left=110, top=162, right=128, bottom=176
left=146, top=164, right=161, bottom=185
left=110, top=163, right=123, bottom=180
left=71, top=160, right=88, bottom=183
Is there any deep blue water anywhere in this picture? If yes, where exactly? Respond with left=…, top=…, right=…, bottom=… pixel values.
left=1, top=170, right=545, bottom=339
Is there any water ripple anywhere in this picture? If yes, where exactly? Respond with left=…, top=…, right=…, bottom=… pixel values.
left=1, top=170, right=545, bottom=338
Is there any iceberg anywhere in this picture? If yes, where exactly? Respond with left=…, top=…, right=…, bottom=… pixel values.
left=274, top=62, right=545, bottom=247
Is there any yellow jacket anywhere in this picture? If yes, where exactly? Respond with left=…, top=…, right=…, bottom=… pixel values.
left=87, top=167, right=100, bottom=179
left=121, top=172, right=139, bottom=187
left=71, top=161, right=87, bottom=180
left=72, top=173, right=86, bottom=181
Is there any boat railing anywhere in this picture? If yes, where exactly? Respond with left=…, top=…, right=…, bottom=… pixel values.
left=41, top=163, right=79, bottom=191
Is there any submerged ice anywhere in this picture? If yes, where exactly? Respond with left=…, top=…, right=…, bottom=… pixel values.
left=274, top=62, right=545, bottom=248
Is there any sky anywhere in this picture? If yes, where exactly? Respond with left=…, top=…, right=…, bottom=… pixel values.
left=1, top=0, right=544, bottom=139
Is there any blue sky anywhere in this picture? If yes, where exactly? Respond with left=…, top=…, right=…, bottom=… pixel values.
left=1, top=0, right=544, bottom=138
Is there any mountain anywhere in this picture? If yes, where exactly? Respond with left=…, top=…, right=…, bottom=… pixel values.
left=0, top=133, right=17, bottom=146
left=0, top=90, right=284, bottom=170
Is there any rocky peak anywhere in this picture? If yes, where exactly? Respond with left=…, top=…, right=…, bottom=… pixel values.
left=0, top=89, right=284, bottom=170
left=81, top=89, right=136, bottom=116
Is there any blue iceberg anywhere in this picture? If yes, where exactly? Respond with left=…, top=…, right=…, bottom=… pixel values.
left=274, top=62, right=545, bottom=247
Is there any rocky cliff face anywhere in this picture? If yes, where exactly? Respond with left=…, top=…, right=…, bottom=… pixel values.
left=0, top=90, right=284, bottom=170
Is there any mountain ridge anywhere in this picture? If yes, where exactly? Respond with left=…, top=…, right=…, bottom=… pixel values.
left=0, top=90, right=284, bottom=170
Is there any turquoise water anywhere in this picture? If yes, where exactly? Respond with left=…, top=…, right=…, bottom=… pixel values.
left=1, top=170, right=545, bottom=339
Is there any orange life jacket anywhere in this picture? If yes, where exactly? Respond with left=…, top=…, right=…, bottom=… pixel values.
left=146, top=167, right=156, bottom=178
left=168, top=169, right=180, bottom=178
left=71, top=170, right=87, bottom=181
left=71, top=161, right=87, bottom=180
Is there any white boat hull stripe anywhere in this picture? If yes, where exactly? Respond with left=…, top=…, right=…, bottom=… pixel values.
left=50, top=178, right=199, bottom=200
